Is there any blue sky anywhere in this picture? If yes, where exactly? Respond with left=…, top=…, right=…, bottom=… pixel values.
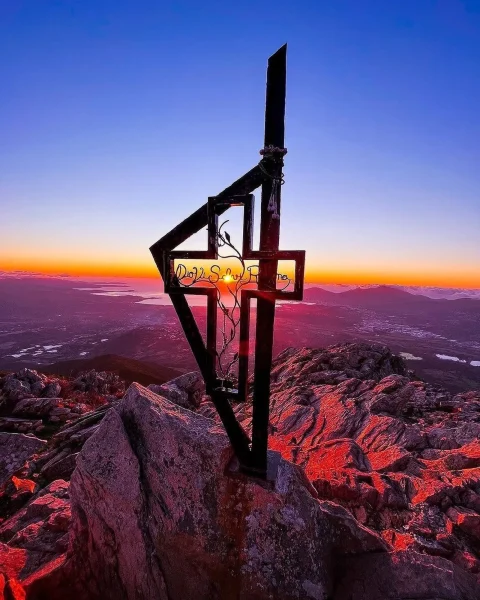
left=1, top=0, right=479, bottom=286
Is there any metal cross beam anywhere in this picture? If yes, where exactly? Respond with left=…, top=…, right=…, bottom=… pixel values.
left=252, top=45, right=287, bottom=476
left=150, top=45, right=305, bottom=478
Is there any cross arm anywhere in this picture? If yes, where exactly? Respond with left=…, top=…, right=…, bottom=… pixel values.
left=150, top=163, right=266, bottom=257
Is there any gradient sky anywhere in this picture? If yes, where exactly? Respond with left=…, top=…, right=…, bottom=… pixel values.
left=1, top=0, right=479, bottom=287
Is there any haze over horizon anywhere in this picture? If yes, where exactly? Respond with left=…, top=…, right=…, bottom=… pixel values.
left=2, top=1, right=479, bottom=288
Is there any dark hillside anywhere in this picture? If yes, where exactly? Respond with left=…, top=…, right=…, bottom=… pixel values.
left=40, top=354, right=182, bottom=387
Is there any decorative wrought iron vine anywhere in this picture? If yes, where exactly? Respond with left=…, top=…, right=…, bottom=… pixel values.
left=214, top=220, right=248, bottom=385
left=174, top=219, right=292, bottom=385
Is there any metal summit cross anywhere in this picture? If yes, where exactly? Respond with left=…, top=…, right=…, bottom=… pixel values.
left=150, top=45, right=305, bottom=478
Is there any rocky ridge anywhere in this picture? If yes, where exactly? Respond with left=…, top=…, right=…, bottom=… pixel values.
left=264, top=344, right=480, bottom=573
left=0, top=343, right=478, bottom=599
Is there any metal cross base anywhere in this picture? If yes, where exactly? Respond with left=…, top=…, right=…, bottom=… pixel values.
left=150, top=45, right=305, bottom=478
left=227, top=450, right=282, bottom=487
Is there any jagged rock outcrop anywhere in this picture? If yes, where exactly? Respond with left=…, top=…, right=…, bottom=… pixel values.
left=0, top=371, right=76, bottom=436
left=0, top=371, right=215, bottom=597
left=0, top=370, right=50, bottom=405
left=0, top=346, right=478, bottom=599
left=72, top=370, right=125, bottom=396
left=37, top=384, right=387, bottom=600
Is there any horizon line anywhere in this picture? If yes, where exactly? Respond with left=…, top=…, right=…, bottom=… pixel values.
left=2, top=268, right=480, bottom=291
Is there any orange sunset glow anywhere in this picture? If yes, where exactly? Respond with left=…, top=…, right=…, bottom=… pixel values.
left=2, top=256, right=479, bottom=289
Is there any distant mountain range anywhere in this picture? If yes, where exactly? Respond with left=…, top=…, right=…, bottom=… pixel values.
left=304, top=285, right=480, bottom=310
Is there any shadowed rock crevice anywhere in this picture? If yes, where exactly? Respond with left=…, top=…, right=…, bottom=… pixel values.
left=121, top=409, right=174, bottom=600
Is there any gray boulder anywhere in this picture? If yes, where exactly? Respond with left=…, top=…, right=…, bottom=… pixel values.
left=0, top=433, right=47, bottom=487
left=42, top=381, right=62, bottom=398
left=1, top=369, right=49, bottom=403
left=2, top=377, right=32, bottom=402
left=148, top=370, right=205, bottom=410
left=73, top=370, right=124, bottom=395
left=13, top=397, right=60, bottom=418
left=16, top=368, right=45, bottom=384
left=31, top=380, right=46, bottom=396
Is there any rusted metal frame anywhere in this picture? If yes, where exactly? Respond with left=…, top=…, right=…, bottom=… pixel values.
left=208, top=288, right=252, bottom=466
left=250, top=44, right=287, bottom=477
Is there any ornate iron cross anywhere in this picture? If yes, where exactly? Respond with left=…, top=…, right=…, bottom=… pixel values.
left=150, top=45, right=305, bottom=478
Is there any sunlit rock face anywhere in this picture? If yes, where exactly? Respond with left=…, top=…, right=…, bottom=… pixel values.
left=0, top=344, right=479, bottom=599
left=0, top=479, right=71, bottom=598
left=257, top=344, right=480, bottom=592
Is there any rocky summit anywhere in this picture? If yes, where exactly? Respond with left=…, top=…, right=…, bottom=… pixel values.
left=0, top=343, right=479, bottom=599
